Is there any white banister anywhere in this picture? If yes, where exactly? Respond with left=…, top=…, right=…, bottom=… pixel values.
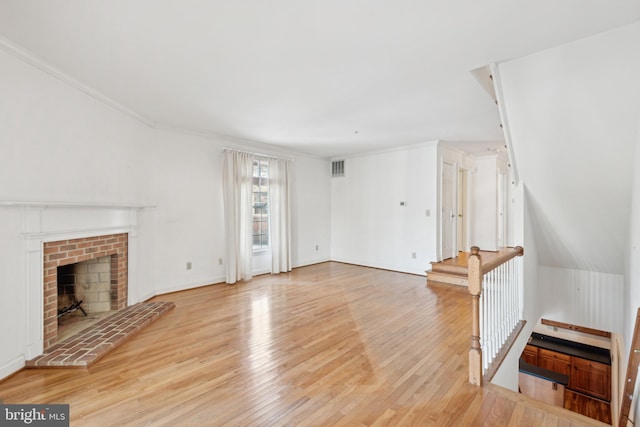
left=469, top=246, right=524, bottom=385
left=480, top=257, right=521, bottom=373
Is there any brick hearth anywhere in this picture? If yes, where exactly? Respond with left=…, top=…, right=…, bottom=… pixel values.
left=26, top=302, right=175, bottom=368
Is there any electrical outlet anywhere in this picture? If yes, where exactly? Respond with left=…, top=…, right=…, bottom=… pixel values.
left=218, top=258, right=223, bottom=265
left=186, top=262, right=192, bottom=270
left=412, top=252, right=417, bottom=259
left=315, top=245, right=319, bottom=251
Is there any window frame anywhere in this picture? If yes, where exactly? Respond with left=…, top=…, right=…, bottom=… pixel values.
left=251, top=159, right=270, bottom=252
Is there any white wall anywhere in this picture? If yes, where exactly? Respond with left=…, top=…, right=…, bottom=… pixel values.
left=0, top=51, right=154, bottom=204
left=146, top=129, right=227, bottom=295
left=330, top=143, right=438, bottom=275
left=626, top=109, right=640, bottom=357
left=145, top=128, right=332, bottom=294
left=0, top=208, right=28, bottom=378
left=493, top=184, right=626, bottom=391
left=472, top=156, right=497, bottom=250
left=627, top=159, right=640, bottom=427
left=0, top=45, right=331, bottom=379
left=291, top=156, right=332, bottom=267
left=538, top=266, right=623, bottom=333
left=520, top=185, right=541, bottom=326
left=497, top=22, right=640, bottom=275
left=0, top=46, right=155, bottom=378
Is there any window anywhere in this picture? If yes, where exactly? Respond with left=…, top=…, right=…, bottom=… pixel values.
left=252, top=159, right=269, bottom=250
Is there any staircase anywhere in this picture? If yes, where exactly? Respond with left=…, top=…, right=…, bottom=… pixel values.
left=428, top=247, right=526, bottom=385
left=425, top=251, right=473, bottom=287
left=427, top=249, right=523, bottom=287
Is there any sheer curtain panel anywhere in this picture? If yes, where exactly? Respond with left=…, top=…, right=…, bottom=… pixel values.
left=222, top=150, right=255, bottom=284
left=269, top=157, right=292, bottom=274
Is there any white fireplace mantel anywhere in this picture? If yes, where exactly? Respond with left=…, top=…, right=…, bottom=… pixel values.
left=9, top=202, right=149, bottom=361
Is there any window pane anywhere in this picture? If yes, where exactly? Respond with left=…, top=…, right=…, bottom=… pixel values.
left=252, top=159, right=270, bottom=250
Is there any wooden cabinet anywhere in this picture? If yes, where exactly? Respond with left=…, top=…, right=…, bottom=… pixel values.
left=521, top=345, right=612, bottom=423
left=519, top=372, right=565, bottom=407
left=569, top=356, right=611, bottom=401
left=521, top=344, right=538, bottom=365
left=538, top=348, right=571, bottom=376
left=564, top=389, right=611, bottom=424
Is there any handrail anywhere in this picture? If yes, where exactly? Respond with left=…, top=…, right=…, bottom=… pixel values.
left=468, top=245, right=524, bottom=386
left=479, top=246, right=524, bottom=274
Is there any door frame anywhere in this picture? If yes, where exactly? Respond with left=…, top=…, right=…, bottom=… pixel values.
left=440, top=160, right=458, bottom=260
left=457, top=167, right=470, bottom=252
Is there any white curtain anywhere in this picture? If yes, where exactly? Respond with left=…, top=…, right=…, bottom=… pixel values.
left=222, top=149, right=255, bottom=284
left=268, top=157, right=292, bottom=274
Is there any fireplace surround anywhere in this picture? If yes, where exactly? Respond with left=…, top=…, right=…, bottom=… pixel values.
left=0, top=201, right=148, bottom=378
left=43, top=233, right=128, bottom=349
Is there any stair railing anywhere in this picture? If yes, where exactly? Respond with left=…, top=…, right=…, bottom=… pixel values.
left=468, top=245, right=524, bottom=385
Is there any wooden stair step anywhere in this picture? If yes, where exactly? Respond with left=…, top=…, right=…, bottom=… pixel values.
left=428, top=262, right=468, bottom=275
left=426, top=270, right=468, bottom=287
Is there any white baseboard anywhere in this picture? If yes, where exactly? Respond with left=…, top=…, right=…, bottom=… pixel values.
left=294, top=257, right=331, bottom=268
left=328, top=257, right=427, bottom=276
left=153, top=276, right=226, bottom=297
left=138, top=290, right=157, bottom=303
left=0, top=355, right=25, bottom=381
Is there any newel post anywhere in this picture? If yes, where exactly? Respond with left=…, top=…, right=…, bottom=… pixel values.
left=468, top=246, right=483, bottom=386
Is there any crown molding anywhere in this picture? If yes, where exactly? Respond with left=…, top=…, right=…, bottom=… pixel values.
left=331, top=139, right=439, bottom=161
left=155, top=122, right=326, bottom=161
left=0, top=200, right=155, bottom=209
left=0, top=35, right=156, bottom=128
left=0, top=35, right=421, bottom=162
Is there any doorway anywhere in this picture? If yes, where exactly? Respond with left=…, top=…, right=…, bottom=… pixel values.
left=441, top=161, right=456, bottom=260
left=457, top=168, right=469, bottom=252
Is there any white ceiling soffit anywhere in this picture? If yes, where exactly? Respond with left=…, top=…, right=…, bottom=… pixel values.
left=0, top=1, right=639, bottom=158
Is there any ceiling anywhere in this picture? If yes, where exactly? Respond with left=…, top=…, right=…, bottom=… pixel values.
left=1, top=1, right=639, bottom=158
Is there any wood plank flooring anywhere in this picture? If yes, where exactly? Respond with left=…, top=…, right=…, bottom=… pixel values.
left=0, top=262, right=606, bottom=426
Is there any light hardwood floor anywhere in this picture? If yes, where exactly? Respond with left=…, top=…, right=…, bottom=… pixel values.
left=0, top=262, right=607, bottom=426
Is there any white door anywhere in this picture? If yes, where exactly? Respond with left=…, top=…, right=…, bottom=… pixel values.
left=441, top=162, right=456, bottom=260
left=457, top=168, right=468, bottom=251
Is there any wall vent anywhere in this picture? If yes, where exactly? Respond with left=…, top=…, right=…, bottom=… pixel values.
left=332, top=160, right=345, bottom=177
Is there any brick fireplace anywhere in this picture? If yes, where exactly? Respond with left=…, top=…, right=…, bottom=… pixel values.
left=43, top=233, right=128, bottom=349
